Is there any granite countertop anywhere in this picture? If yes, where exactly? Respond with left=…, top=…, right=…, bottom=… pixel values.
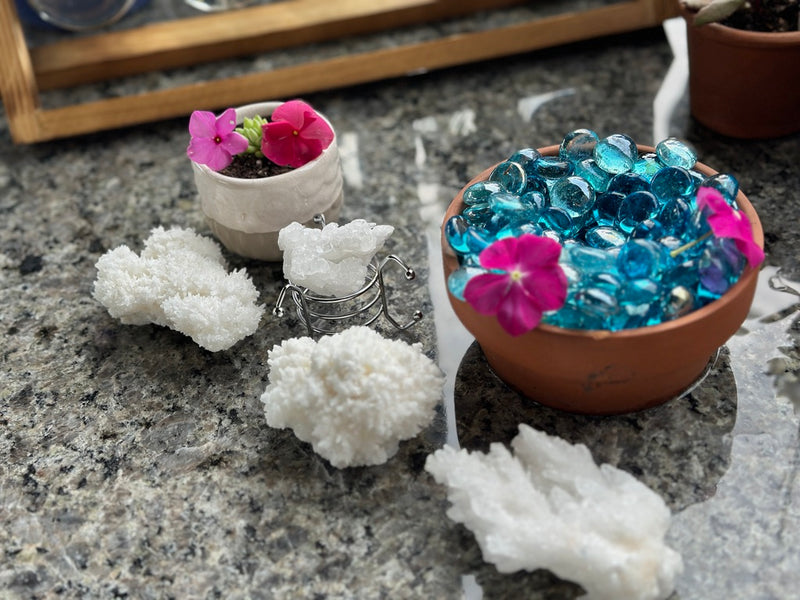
left=2, top=3, right=800, bottom=599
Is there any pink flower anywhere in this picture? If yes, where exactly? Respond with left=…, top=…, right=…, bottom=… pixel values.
left=186, top=108, right=248, bottom=171
left=261, top=100, right=334, bottom=168
left=697, top=186, right=764, bottom=268
left=463, top=234, right=568, bottom=337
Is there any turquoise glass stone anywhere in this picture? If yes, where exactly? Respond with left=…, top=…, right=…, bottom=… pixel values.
left=630, top=218, right=666, bottom=240
left=463, top=181, right=505, bottom=206
left=608, top=172, right=649, bottom=196
left=465, top=226, right=494, bottom=253
left=701, top=174, right=739, bottom=206
left=574, top=287, right=623, bottom=330
left=655, top=137, right=696, bottom=170
left=584, top=226, right=626, bottom=249
left=520, top=190, right=547, bottom=215
left=617, top=191, right=658, bottom=233
left=592, top=191, right=624, bottom=227
left=447, top=266, right=486, bottom=301
left=489, top=160, right=527, bottom=195
left=574, top=158, right=612, bottom=193
left=650, top=166, right=694, bottom=202
left=488, top=192, right=541, bottom=227
left=632, top=152, right=662, bottom=181
left=621, top=277, right=660, bottom=305
left=666, top=259, right=701, bottom=290
left=617, top=239, right=664, bottom=279
left=539, top=206, right=580, bottom=238
left=657, top=198, right=691, bottom=237
left=593, top=133, right=637, bottom=174
left=540, top=229, right=563, bottom=244
left=559, top=129, right=599, bottom=163
left=524, top=174, right=549, bottom=197
left=550, top=176, right=595, bottom=220
left=587, top=271, right=624, bottom=296
left=533, top=156, right=573, bottom=180
left=462, top=202, right=492, bottom=228
left=563, top=244, right=618, bottom=274
left=509, top=148, right=541, bottom=178
left=495, top=221, right=543, bottom=239
left=444, top=215, right=470, bottom=254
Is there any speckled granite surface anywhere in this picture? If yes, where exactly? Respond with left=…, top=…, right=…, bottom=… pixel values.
left=2, top=6, right=800, bottom=599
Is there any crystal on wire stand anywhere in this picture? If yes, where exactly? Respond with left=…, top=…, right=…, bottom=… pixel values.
left=273, top=255, right=423, bottom=337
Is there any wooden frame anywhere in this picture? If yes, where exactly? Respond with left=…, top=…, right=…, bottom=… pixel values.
left=0, top=0, right=677, bottom=144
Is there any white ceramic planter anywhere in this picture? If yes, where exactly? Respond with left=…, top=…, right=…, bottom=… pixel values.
left=191, top=101, right=344, bottom=261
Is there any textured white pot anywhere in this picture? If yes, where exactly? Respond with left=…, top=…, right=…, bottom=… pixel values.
left=191, top=101, right=344, bottom=261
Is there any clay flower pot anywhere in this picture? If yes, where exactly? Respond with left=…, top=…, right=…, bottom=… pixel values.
left=679, top=4, right=800, bottom=139
left=191, top=101, right=343, bottom=261
left=441, top=145, right=763, bottom=415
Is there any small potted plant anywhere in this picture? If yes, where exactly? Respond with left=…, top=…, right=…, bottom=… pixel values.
left=441, top=130, right=764, bottom=415
left=678, top=0, right=800, bottom=138
left=187, top=99, right=344, bottom=261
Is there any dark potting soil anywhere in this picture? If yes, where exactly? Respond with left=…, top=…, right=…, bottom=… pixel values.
left=722, top=0, right=799, bottom=32
left=219, top=153, right=293, bottom=179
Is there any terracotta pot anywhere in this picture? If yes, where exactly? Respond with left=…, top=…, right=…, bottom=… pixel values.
left=191, top=101, right=343, bottom=261
left=679, top=4, right=800, bottom=139
left=441, top=145, right=763, bottom=415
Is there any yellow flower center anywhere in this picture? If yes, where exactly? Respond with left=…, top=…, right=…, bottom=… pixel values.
left=293, top=130, right=299, bottom=136
left=510, top=269, right=523, bottom=282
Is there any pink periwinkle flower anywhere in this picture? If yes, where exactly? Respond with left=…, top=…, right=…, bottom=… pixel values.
left=261, top=100, right=334, bottom=168
left=463, top=234, right=568, bottom=337
left=186, top=108, right=248, bottom=171
left=697, top=186, right=764, bottom=268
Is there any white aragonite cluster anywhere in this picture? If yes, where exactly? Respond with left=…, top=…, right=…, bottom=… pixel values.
left=261, top=326, right=444, bottom=468
left=425, top=425, right=683, bottom=600
left=278, top=219, right=394, bottom=297
left=93, top=226, right=264, bottom=352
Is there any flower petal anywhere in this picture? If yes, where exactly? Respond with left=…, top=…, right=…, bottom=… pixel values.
left=518, top=235, right=562, bottom=270
left=204, top=147, right=234, bottom=172
left=215, top=108, right=239, bottom=136
left=520, top=265, right=568, bottom=311
left=496, top=285, right=543, bottom=336
left=186, top=137, right=220, bottom=166
left=188, top=110, right=217, bottom=139
left=463, top=273, right=511, bottom=315
left=478, top=236, right=519, bottom=271
left=300, top=113, right=334, bottom=145
left=271, top=99, right=312, bottom=130
left=220, top=131, right=248, bottom=155
left=735, top=237, right=765, bottom=268
left=262, top=120, right=301, bottom=166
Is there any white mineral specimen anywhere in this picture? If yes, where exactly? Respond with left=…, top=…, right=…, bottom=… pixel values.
left=261, top=326, right=444, bottom=468
left=425, top=425, right=683, bottom=600
left=278, top=219, right=394, bottom=297
left=93, top=226, right=264, bottom=352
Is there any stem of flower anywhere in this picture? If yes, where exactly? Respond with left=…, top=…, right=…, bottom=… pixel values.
left=669, top=231, right=712, bottom=259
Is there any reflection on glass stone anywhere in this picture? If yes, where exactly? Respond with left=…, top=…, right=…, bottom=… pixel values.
left=559, top=128, right=599, bottom=162
left=656, top=137, right=697, bottom=170
left=617, top=190, right=658, bottom=233
left=593, top=133, right=637, bottom=174
left=463, top=180, right=505, bottom=206
left=489, top=161, right=527, bottom=195
left=650, top=166, right=694, bottom=202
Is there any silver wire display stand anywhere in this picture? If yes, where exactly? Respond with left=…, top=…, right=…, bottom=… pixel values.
left=273, top=254, right=423, bottom=336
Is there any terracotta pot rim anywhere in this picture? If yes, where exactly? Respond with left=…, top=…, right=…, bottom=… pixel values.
left=678, top=4, right=800, bottom=47
left=442, top=143, right=764, bottom=342
left=192, top=101, right=336, bottom=185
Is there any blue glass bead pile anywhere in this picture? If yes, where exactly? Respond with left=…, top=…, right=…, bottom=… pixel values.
left=446, top=130, right=750, bottom=331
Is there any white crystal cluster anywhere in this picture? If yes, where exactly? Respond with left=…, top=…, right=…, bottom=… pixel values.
left=93, top=227, right=264, bottom=352
left=278, top=219, right=394, bottom=297
left=425, top=425, right=683, bottom=600
left=261, top=326, right=444, bottom=468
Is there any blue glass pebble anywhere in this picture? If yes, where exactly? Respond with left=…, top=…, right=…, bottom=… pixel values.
left=621, top=277, right=660, bottom=305
left=593, top=133, right=637, bottom=174
left=592, top=191, right=624, bottom=227
left=585, top=226, right=627, bottom=249
left=650, top=166, right=694, bottom=202
left=560, top=129, right=599, bottom=162
left=509, top=148, right=541, bottom=175
left=617, top=239, right=663, bottom=279
left=445, top=215, right=471, bottom=254
left=533, top=156, right=573, bottom=180
left=630, top=218, right=666, bottom=240
left=463, top=181, right=505, bottom=206
left=656, top=137, right=696, bottom=170
left=663, top=285, right=696, bottom=320
left=563, top=244, right=618, bottom=274
left=524, top=174, right=549, bottom=197
left=608, top=172, right=650, bottom=196
left=698, top=239, right=744, bottom=297
left=539, top=206, right=580, bottom=238
left=574, top=158, right=612, bottom=193
left=489, top=160, right=527, bottom=195
left=632, top=152, right=662, bottom=181
left=701, top=174, right=739, bottom=206
left=657, top=198, right=691, bottom=237
left=495, top=221, right=543, bottom=240
left=465, top=227, right=494, bottom=253
left=462, top=203, right=492, bottom=228
left=617, top=190, right=658, bottom=233
left=550, top=176, right=595, bottom=220
left=574, top=287, right=623, bottom=330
